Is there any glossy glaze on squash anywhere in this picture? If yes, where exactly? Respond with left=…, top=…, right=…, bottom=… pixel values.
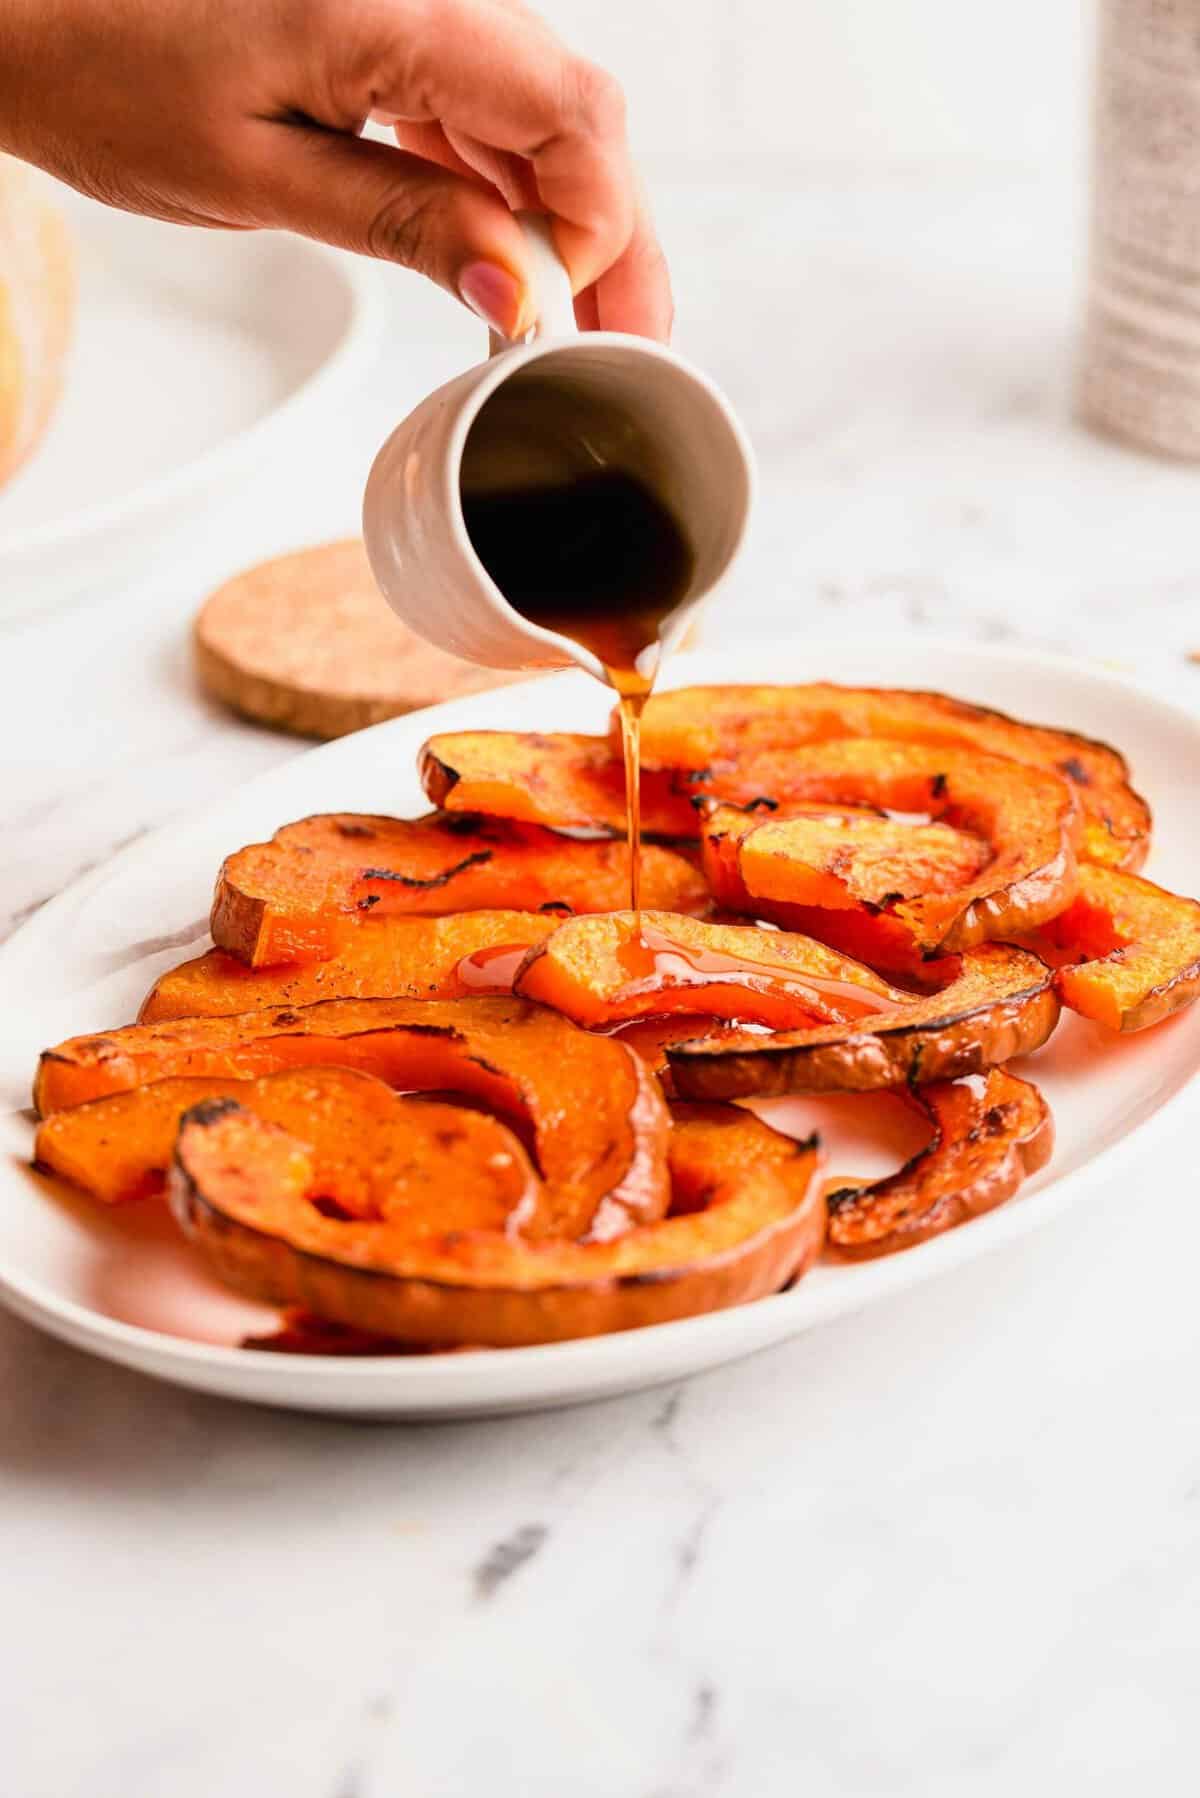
left=35, top=995, right=671, bottom=1242
left=168, top=1088, right=826, bottom=1346
left=1028, top=863, right=1200, bottom=1031
left=140, top=911, right=559, bottom=1022
left=621, top=682, right=1150, bottom=871
left=33, top=1068, right=536, bottom=1218
left=701, top=803, right=967, bottom=982
left=514, top=909, right=910, bottom=1029
left=704, top=804, right=990, bottom=910
left=419, top=730, right=697, bottom=837
left=212, top=812, right=708, bottom=967
left=687, top=740, right=1078, bottom=952
left=667, top=944, right=1060, bottom=1099
left=825, top=1069, right=1053, bottom=1258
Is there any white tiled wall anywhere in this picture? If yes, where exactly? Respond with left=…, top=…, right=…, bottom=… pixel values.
left=540, top=1, right=1089, bottom=168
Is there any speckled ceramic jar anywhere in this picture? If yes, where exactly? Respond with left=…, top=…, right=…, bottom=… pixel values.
left=1079, top=0, right=1200, bottom=457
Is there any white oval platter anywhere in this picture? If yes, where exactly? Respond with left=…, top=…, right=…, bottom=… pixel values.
left=0, top=637, right=1195, bottom=1417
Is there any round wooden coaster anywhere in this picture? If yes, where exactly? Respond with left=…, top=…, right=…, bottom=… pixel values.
left=194, top=538, right=523, bottom=739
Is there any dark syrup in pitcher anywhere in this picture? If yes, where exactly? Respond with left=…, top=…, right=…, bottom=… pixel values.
left=461, top=438, right=695, bottom=914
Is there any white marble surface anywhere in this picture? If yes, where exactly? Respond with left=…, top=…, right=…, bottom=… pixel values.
left=2, top=167, right=1200, bottom=1797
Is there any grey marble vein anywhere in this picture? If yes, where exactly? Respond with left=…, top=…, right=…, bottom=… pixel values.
left=473, top=1522, right=550, bottom=1601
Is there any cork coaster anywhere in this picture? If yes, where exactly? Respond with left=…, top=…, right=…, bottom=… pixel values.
left=194, top=539, right=524, bottom=740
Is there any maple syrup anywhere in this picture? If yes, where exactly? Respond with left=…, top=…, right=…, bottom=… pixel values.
left=611, top=918, right=898, bottom=1023
left=454, top=942, right=532, bottom=995
left=461, top=468, right=691, bottom=914
left=460, top=379, right=695, bottom=914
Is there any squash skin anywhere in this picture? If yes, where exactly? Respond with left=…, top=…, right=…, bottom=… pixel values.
left=168, top=1096, right=826, bottom=1347
left=34, top=995, right=671, bottom=1242
left=419, top=730, right=697, bottom=837
left=513, top=909, right=911, bottom=1029
left=687, top=740, right=1079, bottom=952
left=1028, top=864, right=1200, bottom=1032
left=622, top=682, right=1150, bottom=872
left=139, top=910, right=559, bottom=1022
left=212, top=813, right=708, bottom=968
left=826, top=1070, right=1053, bottom=1258
left=667, top=944, right=1060, bottom=1099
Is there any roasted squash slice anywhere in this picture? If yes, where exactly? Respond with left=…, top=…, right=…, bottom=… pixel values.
left=689, top=741, right=1077, bottom=951
left=33, top=1067, right=538, bottom=1215
left=419, top=731, right=697, bottom=837
left=37, top=1074, right=254, bottom=1202
left=699, top=812, right=953, bottom=983
left=514, top=909, right=910, bottom=1029
left=702, top=833, right=954, bottom=983
left=1029, top=863, right=1200, bottom=1032
left=139, top=911, right=559, bottom=1023
left=825, top=1069, right=1053, bottom=1258
left=212, top=812, right=708, bottom=967
left=168, top=1089, right=826, bottom=1346
left=624, top=682, right=1150, bottom=871
left=34, top=995, right=671, bottom=1242
left=667, top=944, right=1059, bottom=1099
left=714, top=805, right=990, bottom=909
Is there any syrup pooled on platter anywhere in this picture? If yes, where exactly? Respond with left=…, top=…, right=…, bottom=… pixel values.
left=460, top=388, right=695, bottom=914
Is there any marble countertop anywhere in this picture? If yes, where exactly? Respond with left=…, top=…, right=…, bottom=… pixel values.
left=2, top=167, right=1199, bottom=1797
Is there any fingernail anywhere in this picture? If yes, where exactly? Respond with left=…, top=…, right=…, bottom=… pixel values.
left=459, top=261, right=526, bottom=339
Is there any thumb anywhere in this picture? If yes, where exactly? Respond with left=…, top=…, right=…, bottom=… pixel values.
left=250, top=126, right=536, bottom=337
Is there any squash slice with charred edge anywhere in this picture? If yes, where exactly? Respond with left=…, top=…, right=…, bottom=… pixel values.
left=701, top=812, right=958, bottom=985
left=140, top=910, right=560, bottom=1023
left=1028, top=863, right=1200, bottom=1032
left=167, top=1093, right=826, bottom=1347
left=513, top=909, right=911, bottom=1029
left=34, top=996, right=671, bottom=1242
left=621, top=682, right=1150, bottom=871
left=701, top=802, right=981, bottom=980
left=212, top=813, right=708, bottom=968
left=33, top=1068, right=537, bottom=1215
left=718, top=806, right=990, bottom=909
left=667, top=944, right=1059, bottom=1099
left=37, top=1073, right=255, bottom=1202
left=419, top=731, right=697, bottom=838
left=825, top=1069, right=1053, bottom=1258
left=688, top=740, right=1078, bottom=952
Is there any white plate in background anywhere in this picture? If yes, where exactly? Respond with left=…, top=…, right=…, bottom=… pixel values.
left=0, top=638, right=1196, bottom=1417
left=0, top=188, right=382, bottom=616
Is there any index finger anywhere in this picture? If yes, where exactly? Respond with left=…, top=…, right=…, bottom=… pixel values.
left=365, top=0, right=636, bottom=291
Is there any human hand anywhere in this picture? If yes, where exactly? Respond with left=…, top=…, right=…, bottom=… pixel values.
left=0, top=0, right=671, bottom=339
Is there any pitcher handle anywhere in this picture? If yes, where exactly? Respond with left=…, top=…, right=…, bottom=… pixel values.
left=487, top=211, right=578, bottom=357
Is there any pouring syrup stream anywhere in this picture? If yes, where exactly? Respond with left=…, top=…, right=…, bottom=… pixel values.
left=455, top=450, right=902, bottom=1029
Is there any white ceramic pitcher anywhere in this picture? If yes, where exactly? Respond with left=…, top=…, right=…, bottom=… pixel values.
left=362, top=214, right=754, bottom=687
